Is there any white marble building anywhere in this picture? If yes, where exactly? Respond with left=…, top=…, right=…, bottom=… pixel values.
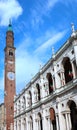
left=14, top=25, right=77, bottom=130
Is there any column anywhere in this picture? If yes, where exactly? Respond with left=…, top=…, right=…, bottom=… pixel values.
left=26, top=92, right=29, bottom=108
left=33, top=114, right=36, bottom=130
left=44, top=118, right=48, bottom=130
left=14, top=120, right=16, bottom=130
left=53, top=62, right=61, bottom=89
left=40, top=74, right=45, bottom=99
left=57, top=97, right=65, bottom=130
left=16, top=120, right=19, bottom=130
left=48, top=118, right=51, bottom=130
left=56, top=115, right=59, bottom=130
left=42, top=110, right=47, bottom=130
left=29, top=121, right=32, bottom=130
left=71, top=61, right=76, bottom=79
left=50, top=121, right=53, bottom=130
left=21, top=118, right=24, bottom=130
left=38, top=120, right=41, bottom=130
left=26, top=117, right=29, bottom=130
left=31, top=84, right=34, bottom=105
left=17, top=120, right=20, bottom=130
left=72, top=39, right=77, bottom=65
left=65, top=113, right=70, bottom=130
left=24, top=121, right=27, bottom=130
left=18, top=123, right=21, bottom=130
left=36, top=120, right=38, bottom=130
left=28, top=122, right=30, bottom=130
left=68, top=113, right=72, bottom=130
left=52, top=77, right=56, bottom=91
left=60, top=71, right=65, bottom=86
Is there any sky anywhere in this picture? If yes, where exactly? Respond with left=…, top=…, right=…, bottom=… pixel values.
left=0, top=0, right=77, bottom=103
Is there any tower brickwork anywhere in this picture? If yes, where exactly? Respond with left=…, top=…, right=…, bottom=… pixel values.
left=4, top=23, right=16, bottom=130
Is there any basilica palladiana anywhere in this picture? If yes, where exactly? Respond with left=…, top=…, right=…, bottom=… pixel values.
left=14, top=24, right=77, bottom=130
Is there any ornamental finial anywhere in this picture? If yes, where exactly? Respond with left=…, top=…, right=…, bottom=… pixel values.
left=71, top=23, right=75, bottom=33
left=71, top=23, right=75, bottom=37
left=52, top=46, right=55, bottom=56
left=52, top=46, right=55, bottom=59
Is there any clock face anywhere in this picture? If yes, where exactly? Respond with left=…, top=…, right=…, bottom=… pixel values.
left=7, top=72, right=15, bottom=80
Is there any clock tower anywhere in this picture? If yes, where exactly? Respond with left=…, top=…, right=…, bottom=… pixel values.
left=4, top=22, right=16, bottom=130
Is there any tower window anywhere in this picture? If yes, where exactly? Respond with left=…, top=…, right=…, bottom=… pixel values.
left=9, top=51, right=13, bottom=56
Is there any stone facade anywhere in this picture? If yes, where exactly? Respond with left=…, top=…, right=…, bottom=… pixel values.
left=0, top=103, right=6, bottom=130
left=14, top=26, right=77, bottom=130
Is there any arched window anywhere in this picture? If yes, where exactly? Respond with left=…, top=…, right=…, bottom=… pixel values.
left=36, top=83, right=41, bottom=101
left=62, top=57, right=73, bottom=83
left=67, top=100, right=77, bottom=130
left=46, top=73, right=53, bottom=94
left=29, top=91, right=32, bottom=106
left=18, top=100, right=21, bottom=114
left=9, top=50, right=13, bottom=56
left=49, top=108, right=56, bottom=130
left=22, top=96, right=26, bottom=109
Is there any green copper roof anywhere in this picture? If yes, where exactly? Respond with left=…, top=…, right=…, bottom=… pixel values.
left=7, top=23, right=13, bottom=31
left=7, top=20, right=13, bottom=31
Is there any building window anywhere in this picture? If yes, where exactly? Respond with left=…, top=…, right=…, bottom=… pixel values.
left=49, top=108, right=57, bottom=130
left=36, top=83, right=41, bottom=101
left=46, top=73, right=53, bottom=94
left=67, top=100, right=77, bottom=130
left=9, top=50, right=13, bottom=56
left=62, top=57, right=73, bottom=83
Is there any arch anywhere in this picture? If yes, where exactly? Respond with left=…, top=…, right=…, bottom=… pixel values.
left=67, top=100, right=77, bottom=130
left=38, top=113, right=43, bottom=130
left=22, top=96, right=26, bottom=109
left=30, top=116, right=33, bottom=130
left=18, top=100, right=21, bottom=113
left=62, top=57, right=73, bottom=83
left=46, top=73, right=53, bottom=94
left=29, top=91, right=32, bottom=106
left=49, top=108, right=57, bottom=130
left=36, top=83, right=41, bottom=101
left=9, top=49, right=13, bottom=56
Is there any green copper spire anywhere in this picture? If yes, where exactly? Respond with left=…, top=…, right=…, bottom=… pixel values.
left=7, top=19, right=13, bottom=31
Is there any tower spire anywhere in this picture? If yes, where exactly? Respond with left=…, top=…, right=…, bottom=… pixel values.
left=7, top=19, right=13, bottom=31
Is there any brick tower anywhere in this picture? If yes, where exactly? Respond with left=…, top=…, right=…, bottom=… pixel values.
left=4, top=22, right=16, bottom=130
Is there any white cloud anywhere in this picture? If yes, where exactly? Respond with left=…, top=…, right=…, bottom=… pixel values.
left=31, top=0, right=59, bottom=27
left=35, top=30, right=67, bottom=54
left=0, top=0, right=23, bottom=26
left=16, top=38, right=43, bottom=94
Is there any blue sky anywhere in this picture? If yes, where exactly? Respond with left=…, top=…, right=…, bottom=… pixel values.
left=0, top=0, right=77, bottom=103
